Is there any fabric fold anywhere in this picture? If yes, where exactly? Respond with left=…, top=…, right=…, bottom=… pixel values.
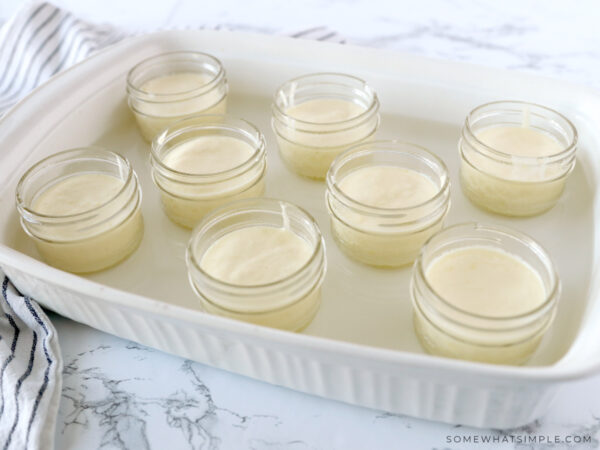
left=0, top=276, right=62, bottom=450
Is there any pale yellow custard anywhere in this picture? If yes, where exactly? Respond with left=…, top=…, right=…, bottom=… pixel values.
left=200, top=226, right=312, bottom=285
left=286, top=98, right=365, bottom=124
left=34, top=174, right=122, bottom=217
left=338, top=166, right=438, bottom=210
left=29, top=173, right=143, bottom=273
left=163, top=135, right=255, bottom=174
left=426, top=246, right=546, bottom=317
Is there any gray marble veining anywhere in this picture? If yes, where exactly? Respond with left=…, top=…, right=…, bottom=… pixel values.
left=53, top=313, right=600, bottom=449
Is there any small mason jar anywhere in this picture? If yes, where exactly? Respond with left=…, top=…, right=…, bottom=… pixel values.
left=127, top=51, right=228, bottom=141
left=326, top=141, right=450, bottom=267
left=150, top=115, right=267, bottom=229
left=459, top=101, right=577, bottom=216
left=186, top=198, right=327, bottom=332
left=411, top=223, right=560, bottom=365
left=272, top=73, right=380, bottom=179
left=16, top=148, right=144, bottom=273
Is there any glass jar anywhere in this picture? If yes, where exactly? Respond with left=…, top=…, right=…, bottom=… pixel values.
left=411, top=223, right=560, bottom=365
left=186, top=198, right=326, bottom=332
left=127, top=51, right=228, bottom=141
left=150, top=115, right=267, bottom=229
left=459, top=101, right=577, bottom=216
left=16, top=148, right=144, bottom=273
left=326, top=141, right=450, bottom=267
left=272, top=73, right=380, bottom=179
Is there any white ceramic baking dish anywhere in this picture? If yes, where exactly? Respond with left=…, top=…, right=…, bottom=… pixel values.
left=1, top=30, right=600, bottom=429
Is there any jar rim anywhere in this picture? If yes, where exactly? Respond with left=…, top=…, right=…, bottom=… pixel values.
left=126, top=51, right=225, bottom=100
left=150, top=114, right=266, bottom=179
left=459, top=142, right=574, bottom=184
left=127, top=91, right=227, bottom=118
left=272, top=72, right=380, bottom=128
left=153, top=163, right=266, bottom=201
left=464, top=100, right=578, bottom=163
left=16, top=147, right=134, bottom=222
left=187, top=197, right=324, bottom=291
left=189, top=271, right=324, bottom=316
left=326, top=140, right=450, bottom=214
left=271, top=116, right=380, bottom=146
left=21, top=192, right=142, bottom=245
left=415, top=222, right=560, bottom=322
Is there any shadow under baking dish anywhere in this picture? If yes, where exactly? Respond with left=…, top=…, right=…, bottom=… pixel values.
left=3, top=86, right=593, bottom=368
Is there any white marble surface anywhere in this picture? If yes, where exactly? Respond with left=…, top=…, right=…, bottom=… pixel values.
left=3, top=0, right=600, bottom=448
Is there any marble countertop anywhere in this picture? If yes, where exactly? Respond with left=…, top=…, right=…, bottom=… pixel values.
left=3, top=0, right=600, bottom=448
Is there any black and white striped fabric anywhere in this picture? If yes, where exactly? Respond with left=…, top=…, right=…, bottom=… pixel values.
left=0, top=276, right=62, bottom=450
left=0, top=2, right=344, bottom=448
left=0, top=2, right=124, bottom=116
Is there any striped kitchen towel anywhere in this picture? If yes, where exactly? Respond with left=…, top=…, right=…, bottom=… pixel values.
left=0, top=275, right=62, bottom=450
left=0, top=2, right=124, bottom=116
left=0, top=2, right=345, bottom=449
